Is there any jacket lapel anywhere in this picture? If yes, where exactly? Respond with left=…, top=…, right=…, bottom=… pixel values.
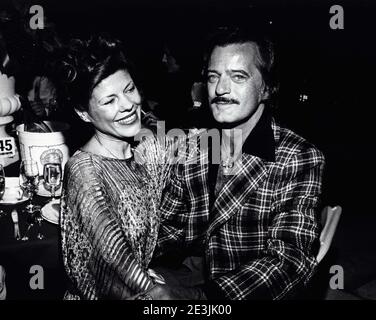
left=207, top=153, right=269, bottom=237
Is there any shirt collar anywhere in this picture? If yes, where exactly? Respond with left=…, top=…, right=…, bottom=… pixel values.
left=241, top=107, right=276, bottom=162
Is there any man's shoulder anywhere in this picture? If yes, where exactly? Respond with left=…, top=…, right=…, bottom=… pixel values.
left=274, top=122, right=325, bottom=165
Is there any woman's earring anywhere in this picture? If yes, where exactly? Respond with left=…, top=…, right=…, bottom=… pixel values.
left=75, top=109, right=91, bottom=123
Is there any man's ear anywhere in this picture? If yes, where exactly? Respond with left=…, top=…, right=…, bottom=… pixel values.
left=74, top=109, right=92, bottom=123
left=262, top=86, right=270, bottom=100
left=259, top=82, right=270, bottom=102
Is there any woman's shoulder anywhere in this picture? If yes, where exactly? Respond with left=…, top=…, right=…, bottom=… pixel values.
left=66, top=150, right=95, bottom=168
left=65, top=150, right=102, bottom=183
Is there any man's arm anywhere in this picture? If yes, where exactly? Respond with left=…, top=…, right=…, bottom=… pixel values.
left=150, top=146, right=324, bottom=300
left=154, top=163, right=189, bottom=263
left=201, top=146, right=325, bottom=300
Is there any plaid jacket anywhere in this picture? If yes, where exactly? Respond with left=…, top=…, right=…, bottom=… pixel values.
left=156, top=111, right=325, bottom=300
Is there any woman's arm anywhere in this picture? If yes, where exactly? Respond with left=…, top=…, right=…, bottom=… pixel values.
left=61, top=155, right=154, bottom=299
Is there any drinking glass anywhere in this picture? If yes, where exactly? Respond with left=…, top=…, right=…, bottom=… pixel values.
left=19, top=160, right=40, bottom=241
left=43, top=162, right=62, bottom=201
left=0, top=165, right=5, bottom=218
left=34, top=207, right=44, bottom=240
left=19, top=159, right=40, bottom=214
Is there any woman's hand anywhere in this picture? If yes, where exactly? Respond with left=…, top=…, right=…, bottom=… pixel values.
left=145, top=283, right=206, bottom=300
left=148, top=268, right=166, bottom=285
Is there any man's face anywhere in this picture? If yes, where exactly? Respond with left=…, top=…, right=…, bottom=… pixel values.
left=207, top=43, right=267, bottom=125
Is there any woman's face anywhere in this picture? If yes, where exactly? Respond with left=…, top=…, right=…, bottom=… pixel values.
left=81, top=69, right=142, bottom=139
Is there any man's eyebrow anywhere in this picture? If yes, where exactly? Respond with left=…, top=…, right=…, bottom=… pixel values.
left=207, top=69, right=220, bottom=74
left=229, top=69, right=250, bottom=77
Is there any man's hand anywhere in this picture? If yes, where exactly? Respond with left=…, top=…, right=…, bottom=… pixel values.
left=147, top=284, right=206, bottom=300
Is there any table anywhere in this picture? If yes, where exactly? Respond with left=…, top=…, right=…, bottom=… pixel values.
left=0, top=194, right=68, bottom=300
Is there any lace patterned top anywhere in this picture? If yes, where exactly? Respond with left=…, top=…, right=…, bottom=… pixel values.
left=60, top=136, right=176, bottom=300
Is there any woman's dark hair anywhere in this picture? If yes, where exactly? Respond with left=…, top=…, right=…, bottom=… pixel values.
left=54, top=33, right=139, bottom=112
left=204, top=26, right=279, bottom=107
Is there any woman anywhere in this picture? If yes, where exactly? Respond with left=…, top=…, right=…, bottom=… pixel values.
left=57, top=34, right=173, bottom=300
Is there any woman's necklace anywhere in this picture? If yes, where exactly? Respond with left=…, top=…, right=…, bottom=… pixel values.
left=94, top=134, right=130, bottom=160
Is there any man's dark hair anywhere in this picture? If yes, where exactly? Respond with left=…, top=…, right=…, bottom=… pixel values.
left=204, top=26, right=279, bottom=106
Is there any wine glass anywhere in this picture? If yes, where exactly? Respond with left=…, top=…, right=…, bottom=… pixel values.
left=19, top=159, right=40, bottom=241
left=34, top=207, right=44, bottom=240
left=43, top=162, right=62, bottom=201
left=19, top=159, right=40, bottom=214
left=0, top=165, right=5, bottom=218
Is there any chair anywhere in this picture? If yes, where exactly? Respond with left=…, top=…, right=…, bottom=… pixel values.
left=316, top=205, right=342, bottom=264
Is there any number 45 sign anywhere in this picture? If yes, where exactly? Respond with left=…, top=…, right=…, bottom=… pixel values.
left=0, top=137, right=16, bottom=157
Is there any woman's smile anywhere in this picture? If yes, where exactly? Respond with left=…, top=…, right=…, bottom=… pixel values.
left=115, top=106, right=138, bottom=125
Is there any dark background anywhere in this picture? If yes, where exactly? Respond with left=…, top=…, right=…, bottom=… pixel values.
left=52, top=0, right=376, bottom=295
left=41, top=0, right=374, bottom=217
left=1, top=0, right=375, bottom=298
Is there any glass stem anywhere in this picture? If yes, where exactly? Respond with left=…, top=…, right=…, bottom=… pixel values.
left=26, top=190, right=34, bottom=213
left=51, top=186, right=55, bottom=201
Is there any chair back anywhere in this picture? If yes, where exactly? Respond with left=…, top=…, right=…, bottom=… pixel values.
left=317, top=205, right=342, bottom=263
left=0, top=265, right=6, bottom=300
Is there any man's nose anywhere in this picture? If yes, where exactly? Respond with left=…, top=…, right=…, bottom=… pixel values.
left=215, top=76, right=231, bottom=96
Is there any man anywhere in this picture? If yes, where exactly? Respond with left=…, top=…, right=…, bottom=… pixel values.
left=149, top=26, right=325, bottom=300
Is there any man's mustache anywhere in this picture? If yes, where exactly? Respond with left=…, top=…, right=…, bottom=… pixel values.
left=211, top=97, right=240, bottom=105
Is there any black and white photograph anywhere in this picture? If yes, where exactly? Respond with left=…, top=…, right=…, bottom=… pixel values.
left=0, top=0, right=375, bottom=308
